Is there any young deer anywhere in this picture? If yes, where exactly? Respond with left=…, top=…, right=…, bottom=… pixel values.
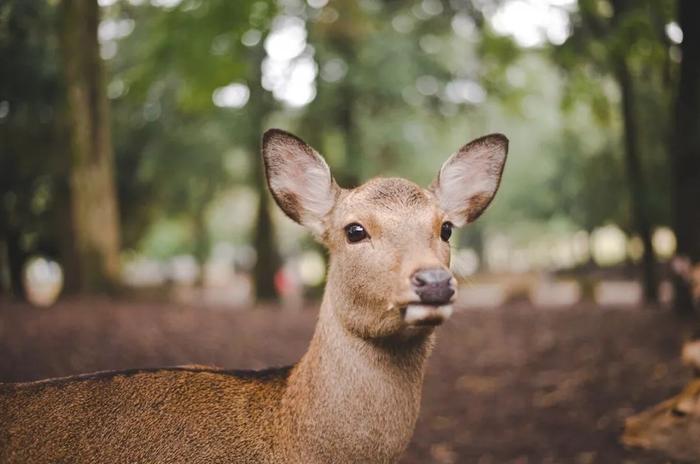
left=0, top=129, right=508, bottom=463
left=671, top=255, right=700, bottom=304
left=622, top=341, right=700, bottom=461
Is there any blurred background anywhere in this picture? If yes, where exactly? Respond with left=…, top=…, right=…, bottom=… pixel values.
left=1, top=0, right=700, bottom=462
left=2, top=0, right=699, bottom=311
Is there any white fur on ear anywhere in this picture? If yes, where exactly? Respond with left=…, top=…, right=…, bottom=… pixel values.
left=262, top=129, right=338, bottom=236
left=432, top=134, right=508, bottom=227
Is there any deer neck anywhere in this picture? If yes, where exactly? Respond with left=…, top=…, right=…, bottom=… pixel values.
left=278, top=291, right=434, bottom=462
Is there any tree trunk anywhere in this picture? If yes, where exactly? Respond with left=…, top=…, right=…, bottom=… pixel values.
left=251, top=129, right=280, bottom=301
left=338, top=84, right=362, bottom=188
left=0, top=238, right=6, bottom=298
left=55, top=173, right=82, bottom=294
left=58, top=0, right=121, bottom=292
left=5, top=229, right=27, bottom=300
left=671, top=0, right=700, bottom=315
left=192, top=207, right=210, bottom=288
left=247, top=45, right=280, bottom=302
left=252, top=187, right=280, bottom=300
left=616, top=61, right=658, bottom=303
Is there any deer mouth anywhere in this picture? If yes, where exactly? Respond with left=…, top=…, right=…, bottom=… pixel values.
left=620, top=432, right=651, bottom=450
left=621, top=417, right=654, bottom=450
left=400, top=304, right=454, bottom=326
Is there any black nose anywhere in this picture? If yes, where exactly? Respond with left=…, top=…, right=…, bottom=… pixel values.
left=411, top=268, right=455, bottom=305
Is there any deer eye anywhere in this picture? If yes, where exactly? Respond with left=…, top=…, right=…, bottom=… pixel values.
left=345, top=223, right=368, bottom=243
left=671, top=407, right=688, bottom=418
left=440, top=222, right=453, bottom=242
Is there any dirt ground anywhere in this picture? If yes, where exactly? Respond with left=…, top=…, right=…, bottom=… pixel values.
left=0, top=297, right=692, bottom=463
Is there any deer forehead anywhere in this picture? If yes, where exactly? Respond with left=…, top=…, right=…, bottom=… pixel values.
left=334, top=178, right=443, bottom=226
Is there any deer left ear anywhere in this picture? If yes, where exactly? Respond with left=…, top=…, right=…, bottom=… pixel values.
left=431, top=134, right=508, bottom=227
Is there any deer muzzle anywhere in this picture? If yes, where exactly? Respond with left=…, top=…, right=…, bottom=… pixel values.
left=401, top=268, right=456, bottom=326
left=411, top=268, right=455, bottom=305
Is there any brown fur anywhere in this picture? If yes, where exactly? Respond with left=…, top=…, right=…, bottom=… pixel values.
left=1, top=367, right=289, bottom=462
left=622, top=379, right=700, bottom=461
left=0, top=129, right=508, bottom=463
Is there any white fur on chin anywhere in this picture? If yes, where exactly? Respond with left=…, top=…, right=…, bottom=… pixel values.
left=403, top=304, right=453, bottom=324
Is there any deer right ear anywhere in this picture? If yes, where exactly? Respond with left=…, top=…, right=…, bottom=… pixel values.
left=262, top=129, right=339, bottom=236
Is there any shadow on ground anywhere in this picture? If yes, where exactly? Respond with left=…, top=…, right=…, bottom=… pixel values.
left=0, top=298, right=689, bottom=463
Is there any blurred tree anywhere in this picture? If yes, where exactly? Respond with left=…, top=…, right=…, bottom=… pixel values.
left=556, top=0, right=675, bottom=302
left=109, top=0, right=280, bottom=298
left=302, top=0, right=521, bottom=270
left=0, top=0, right=70, bottom=298
left=58, top=0, right=121, bottom=291
left=671, top=0, right=700, bottom=314
left=4, top=0, right=691, bottom=306
left=245, top=44, right=280, bottom=300
left=612, top=0, right=657, bottom=301
left=305, top=2, right=485, bottom=181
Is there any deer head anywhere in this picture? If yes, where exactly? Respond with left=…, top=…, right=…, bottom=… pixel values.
left=671, top=256, right=700, bottom=302
left=622, top=378, right=700, bottom=461
left=263, top=129, right=507, bottom=340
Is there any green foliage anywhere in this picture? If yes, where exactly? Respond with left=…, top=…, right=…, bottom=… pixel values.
left=550, top=0, right=676, bottom=232
left=113, top=1, right=269, bottom=111
left=0, top=0, right=66, bottom=260
left=0, top=0, right=687, bottom=288
left=106, top=0, right=277, bottom=253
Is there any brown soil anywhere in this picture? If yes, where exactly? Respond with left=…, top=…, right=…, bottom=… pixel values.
left=0, top=297, right=690, bottom=463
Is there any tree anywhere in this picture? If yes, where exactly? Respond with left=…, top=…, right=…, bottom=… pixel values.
left=671, top=0, right=700, bottom=314
left=556, top=0, right=675, bottom=302
left=58, top=0, right=121, bottom=291
left=0, top=0, right=69, bottom=299
left=245, top=44, right=280, bottom=300
left=108, top=0, right=280, bottom=298
left=303, top=0, right=474, bottom=183
left=612, top=0, right=658, bottom=302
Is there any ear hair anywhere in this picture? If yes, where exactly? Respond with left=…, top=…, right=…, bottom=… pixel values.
left=431, top=134, right=508, bottom=227
left=262, top=129, right=339, bottom=236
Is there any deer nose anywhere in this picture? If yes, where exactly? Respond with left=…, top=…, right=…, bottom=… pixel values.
left=411, top=268, right=455, bottom=305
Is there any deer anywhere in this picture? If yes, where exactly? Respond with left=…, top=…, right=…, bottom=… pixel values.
left=622, top=339, right=700, bottom=461
left=0, top=128, right=508, bottom=463
left=671, top=255, right=700, bottom=306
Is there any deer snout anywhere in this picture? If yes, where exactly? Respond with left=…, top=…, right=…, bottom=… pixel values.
left=411, top=268, right=455, bottom=305
left=621, top=416, right=651, bottom=449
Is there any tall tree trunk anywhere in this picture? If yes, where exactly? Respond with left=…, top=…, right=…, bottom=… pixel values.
left=248, top=45, right=280, bottom=302
left=58, top=0, right=121, bottom=292
left=338, top=84, right=361, bottom=188
left=192, top=207, right=210, bottom=288
left=252, top=185, right=280, bottom=300
left=5, top=228, right=27, bottom=300
left=55, top=169, right=82, bottom=293
left=616, top=61, right=658, bottom=303
left=671, top=0, right=700, bottom=315
left=0, top=238, right=7, bottom=298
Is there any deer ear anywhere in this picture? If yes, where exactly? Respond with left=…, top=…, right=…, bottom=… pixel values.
left=262, top=129, right=339, bottom=236
left=431, top=134, right=508, bottom=227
